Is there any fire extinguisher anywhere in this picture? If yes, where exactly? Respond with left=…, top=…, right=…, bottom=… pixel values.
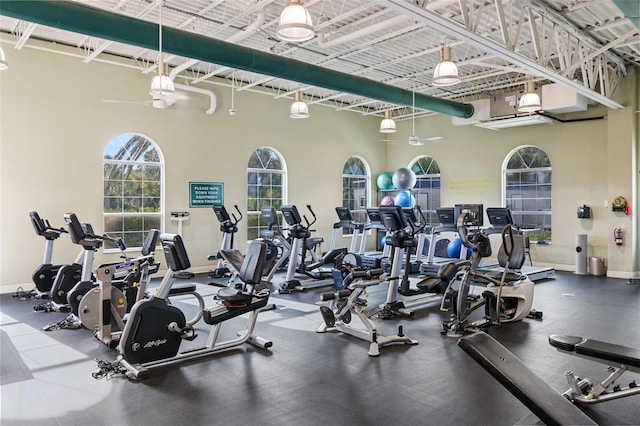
left=614, top=227, right=623, bottom=246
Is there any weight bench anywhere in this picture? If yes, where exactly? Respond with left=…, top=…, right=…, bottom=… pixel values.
left=549, top=334, right=640, bottom=403
left=458, top=332, right=597, bottom=425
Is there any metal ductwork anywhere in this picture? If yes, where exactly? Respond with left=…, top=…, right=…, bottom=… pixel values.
left=0, top=1, right=474, bottom=118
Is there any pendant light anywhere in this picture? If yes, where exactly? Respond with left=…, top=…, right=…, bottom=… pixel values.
left=277, top=0, right=315, bottom=42
left=518, top=81, right=542, bottom=113
left=290, top=91, right=309, bottom=119
left=432, top=45, right=460, bottom=87
left=0, top=46, right=8, bottom=70
left=149, top=1, right=174, bottom=101
left=379, top=111, right=397, bottom=133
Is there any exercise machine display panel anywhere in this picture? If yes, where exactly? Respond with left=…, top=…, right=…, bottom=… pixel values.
left=454, top=204, right=484, bottom=227
left=486, top=207, right=513, bottom=227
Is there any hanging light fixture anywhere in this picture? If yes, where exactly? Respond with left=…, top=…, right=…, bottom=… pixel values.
left=277, top=0, right=315, bottom=42
left=518, top=81, right=542, bottom=113
left=432, top=45, right=460, bottom=87
left=379, top=111, right=397, bottom=133
left=149, top=1, right=174, bottom=101
left=290, top=91, right=309, bottom=119
left=0, top=46, right=8, bottom=70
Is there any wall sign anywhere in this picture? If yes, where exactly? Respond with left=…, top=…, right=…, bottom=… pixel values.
left=189, top=182, right=223, bottom=208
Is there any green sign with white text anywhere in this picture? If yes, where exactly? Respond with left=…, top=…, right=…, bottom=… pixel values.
left=189, top=182, right=223, bottom=207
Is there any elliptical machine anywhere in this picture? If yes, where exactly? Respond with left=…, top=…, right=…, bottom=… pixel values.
left=258, top=206, right=291, bottom=284
left=441, top=208, right=538, bottom=337
left=208, top=205, right=242, bottom=280
left=101, top=235, right=273, bottom=380
left=29, top=211, right=82, bottom=304
left=375, top=206, right=446, bottom=319
left=279, top=205, right=347, bottom=293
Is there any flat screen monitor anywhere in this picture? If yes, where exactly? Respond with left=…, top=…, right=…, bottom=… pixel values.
left=281, top=205, right=302, bottom=226
left=454, top=204, right=484, bottom=227
left=160, top=233, right=191, bottom=271
left=379, top=206, right=407, bottom=232
left=486, top=207, right=513, bottom=227
left=366, top=207, right=382, bottom=224
left=260, top=207, right=278, bottom=227
left=436, top=208, right=455, bottom=225
left=335, top=207, right=352, bottom=222
left=213, top=206, right=230, bottom=223
left=402, top=207, right=418, bottom=224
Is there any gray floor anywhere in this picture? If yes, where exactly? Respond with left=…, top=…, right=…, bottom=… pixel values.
left=1, top=270, right=639, bottom=425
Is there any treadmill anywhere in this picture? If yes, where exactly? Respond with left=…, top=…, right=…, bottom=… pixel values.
left=359, top=207, right=390, bottom=269
left=481, top=207, right=555, bottom=282
left=419, top=207, right=463, bottom=277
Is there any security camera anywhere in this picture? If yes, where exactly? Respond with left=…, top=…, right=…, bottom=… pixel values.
left=229, top=108, right=237, bottom=116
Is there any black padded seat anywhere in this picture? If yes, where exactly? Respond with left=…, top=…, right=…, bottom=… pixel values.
left=169, top=283, right=197, bottom=295
left=549, top=334, right=640, bottom=369
left=459, top=332, right=597, bottom=426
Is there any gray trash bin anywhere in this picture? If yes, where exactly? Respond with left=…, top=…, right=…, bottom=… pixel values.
left=590, top=257, right=605, bottom=276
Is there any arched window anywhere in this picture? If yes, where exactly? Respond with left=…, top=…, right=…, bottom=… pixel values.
left=247, top=147, right=287, bottom=240
left=342, top=156, right=371, bottom=231
left=410, top=155, right=441, bottom=226
left=103, top=133, right=163, bottom=250
left=503, top=146, right=552, bottom=242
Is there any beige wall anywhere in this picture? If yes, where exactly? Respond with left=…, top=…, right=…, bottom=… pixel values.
left=0, top=42, right=638, bottom=290
left=386, top=69, right=638, bottom=277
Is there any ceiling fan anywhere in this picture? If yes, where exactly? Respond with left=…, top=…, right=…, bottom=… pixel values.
left=102, top=90, right=190, bottom=109
left=383, top=87, right=444, bottom=146
left=407, top=86, right=443, bottom=145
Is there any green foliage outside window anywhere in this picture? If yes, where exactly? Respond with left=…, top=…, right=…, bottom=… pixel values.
left=103, top=134, right=163, bottom=249
left=247, top=147, right=286, bottom=241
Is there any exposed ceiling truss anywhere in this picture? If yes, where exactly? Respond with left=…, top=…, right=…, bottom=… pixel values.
left=0, top=0, right=638, bottom=118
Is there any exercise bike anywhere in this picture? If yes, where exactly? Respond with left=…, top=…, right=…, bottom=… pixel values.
left=317, top=267, right=418, bottom=357
left=29, top=211, right=83, bottom=308
left=62, top=213, right=130, bottom=317
left=441, top=209, right=538, bottom=337
left=33, top=214, right=100, bottom=314
left=104, top=235, right=273, bottom=380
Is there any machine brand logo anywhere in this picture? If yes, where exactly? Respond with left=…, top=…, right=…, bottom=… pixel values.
left=143, top=339, right=168, bottom=348
left=132, top=342, right=141, bottom=352
left=115, top=262, right=135, bottom=272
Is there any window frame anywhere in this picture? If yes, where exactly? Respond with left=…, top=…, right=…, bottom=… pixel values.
left=409, top=155, right=441, bottom=227
left=246, top=147, right=287, bottom=241
left=502, top=145, right=552, bottom=243
left=341, top=156, right=371, bottom=236
left=102, top=133, right=164, bottom=252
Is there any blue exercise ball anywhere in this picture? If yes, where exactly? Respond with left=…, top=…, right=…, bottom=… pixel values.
left=376, top=172, right=394, bottom=191
left=394, top=190, right=415, bottom=208
left=447, top=238, right=472, bottom=259
left=392, top=167, right=417, bottom=190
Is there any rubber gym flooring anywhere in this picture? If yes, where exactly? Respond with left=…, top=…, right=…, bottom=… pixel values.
left=1, top=270, right=638, bottom=425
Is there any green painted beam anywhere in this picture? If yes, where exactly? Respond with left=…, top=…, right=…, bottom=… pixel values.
left=0, top=0, right=474, bottom=118
left=611, top=0, right=639, bottom=28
